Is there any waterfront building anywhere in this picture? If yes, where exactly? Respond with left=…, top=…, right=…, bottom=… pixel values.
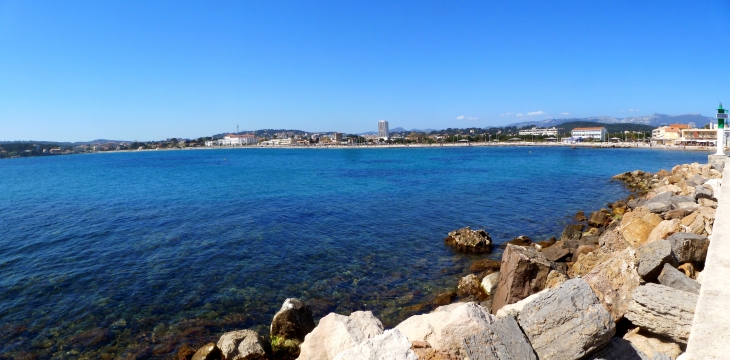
left=518, top=127, right=558, bottom=136
left=206, top=134, right=258, bottom=146
left=260, top=138, right=296, bottom=146
left=332, top=132, right=343, bottom=143
left=652, top=124, right=689, bottom=145
left=679, top=128, right=717, bottom=145
left=378, top=120, right=390, bottom=140
left=571, top=127, right=607, bottom=140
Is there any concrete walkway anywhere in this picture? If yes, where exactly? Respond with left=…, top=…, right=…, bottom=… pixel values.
left=686, top=157, right=729, bottom=359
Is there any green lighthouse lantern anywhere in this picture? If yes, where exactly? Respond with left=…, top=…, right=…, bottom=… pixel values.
left=718, top=103, right=726, bottom=129
left=717, top=103, right=727, bottom=155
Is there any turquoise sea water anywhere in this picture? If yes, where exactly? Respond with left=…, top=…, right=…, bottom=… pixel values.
left=0, top=146, right=708, bottom=358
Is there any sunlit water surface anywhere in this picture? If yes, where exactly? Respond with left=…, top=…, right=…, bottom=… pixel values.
left=0, top=146, right=709, bottom=358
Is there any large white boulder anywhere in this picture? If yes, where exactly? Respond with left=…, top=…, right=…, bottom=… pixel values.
left=298, top=311, right=383, bottom=360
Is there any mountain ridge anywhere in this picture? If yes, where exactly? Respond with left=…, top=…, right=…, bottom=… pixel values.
left=507, top=113, right=713, bottom=128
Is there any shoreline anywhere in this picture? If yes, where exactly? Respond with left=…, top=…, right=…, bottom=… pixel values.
left=180, top=159, right=720, bottom=360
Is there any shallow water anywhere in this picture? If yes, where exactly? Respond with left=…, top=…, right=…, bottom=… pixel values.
left=0, top=146, right=708, bottom=358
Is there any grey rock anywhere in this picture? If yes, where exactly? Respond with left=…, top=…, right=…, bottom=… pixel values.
left=647, top=191, right=674, bottom=204
left=668, top=232, right=709, bottom=263
left=397, top=302, right=523, bottom=359
left=690, top=174, right=706, bottom=185
left=669, top=195, right=696, bottom=206
left=217, top=329, right=270, bottom=360
left=463, top=315, right=537, bottom=360
left=637, top=240, right=675, bottom=281
left=694, top=185, right=714, bottom=200
left=647, top=202, right=671, bottom=214
left=517, top=278, right=615, bottom=360
left=586, top=337, right=646, bottom=360
left=270, top=298, right=315, bottom=342
left=624, top=284, right=698, bottom=344
left=663, top=208, right=692, bottom=220
left=657, top=263, right=701, bottom=295
left=628, top=198, right=647, bottom=210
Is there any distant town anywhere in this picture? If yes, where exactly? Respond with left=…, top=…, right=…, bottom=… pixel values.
left=0, top=118, right=721, bottom=159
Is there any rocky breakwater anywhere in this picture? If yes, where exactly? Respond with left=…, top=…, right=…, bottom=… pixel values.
left=180, top=161, right=719, bottom=360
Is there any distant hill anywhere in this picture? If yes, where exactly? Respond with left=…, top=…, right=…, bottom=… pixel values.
left=509, top=113, right=713, bottom=129
left=550, top=121, right=655, bottom=133
left=386, top=127, right=436, bottom=133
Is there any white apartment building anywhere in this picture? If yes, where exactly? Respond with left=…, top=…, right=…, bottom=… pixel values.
left=260, top=138, right=296, bottom=146
left=206, top=134, right=258, bottom=146
left=571, top=127, right=607, bottom=140
left=378, top=120, right=390, bottom=140
left=518, top=127, right=558, bottom=136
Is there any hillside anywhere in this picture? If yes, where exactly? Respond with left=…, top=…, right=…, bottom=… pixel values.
left=547, top=121, right=655, bottom=133
left=509, top=113, right=713, bottom=129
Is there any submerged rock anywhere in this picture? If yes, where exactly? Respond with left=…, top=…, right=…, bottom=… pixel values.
left=470, top=259, right=501, bottom=273
left=191, top=343, right=222, bottom=360
left=444, top=227, right=493, bottom=253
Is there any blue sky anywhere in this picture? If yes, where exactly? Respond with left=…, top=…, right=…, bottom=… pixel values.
left=1, top=1, right=729, bottom=141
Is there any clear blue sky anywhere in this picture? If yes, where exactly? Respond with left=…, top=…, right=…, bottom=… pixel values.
left=1, top=1, right=729, bottom=141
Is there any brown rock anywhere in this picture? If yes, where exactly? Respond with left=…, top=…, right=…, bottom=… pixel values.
left=536, top=237, right=557, bottom=249
left=541, top=241, right=570, bottom=262
left=623, top=328, right=681, bottom=360
left=545, top=270, right=568, bottom=289
left=588, top=210, right=610, bottom=227
left=444, top=227, right=493, bottom=253
left=619, top=207, right=663, bottom=248
left=664, top=208, right=692, bottom=220
left=433, top=292, right=456, bottom=306
left=569, top=249, right=612, bottom=278
left=571, top=244, right=597, bottom=263
left=410, top=341, right=457, bottom=360
left=599, top=223, right=630, bottom=253
left=678, top=263, right=697, bottom=279
left=457, top=274, right=483, bottom=297
left=176, top=344, right=197, bottom=360
left=505, top=235, right=532, bottom=247
left=469, top=259, right=501, bottom=274
left=575, top=211, right=587, bottom=222
left=491, top=244, right=552, bottom=314
left=646, top=219, right=681, bottom=243
left=583, top=248, right=641, bottom=322
left=191, top=343, right=222, bottom=360
left=561, top=224, right=584, bottom=249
